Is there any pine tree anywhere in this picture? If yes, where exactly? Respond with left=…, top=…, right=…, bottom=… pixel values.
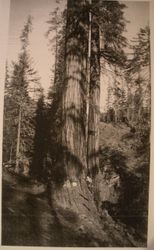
left=3, top=63, right=16, bottom=163
left=87, top=0, right=127, bottom=177
left=3, top=16, right=42, bottom=175
left=46, top=6, right=67, bottom=173
left=98, top=0, right=127, bottom=67
left=46, top=6, right=67, bottom=86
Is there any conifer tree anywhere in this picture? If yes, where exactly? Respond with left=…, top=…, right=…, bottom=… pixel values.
left=47, top=2, right=105, bottom=238
left=3, top=16, right=42, bottom=175
left=46, top=7, right=67, bottom=171
left=87, top=0, right=127, bottom=178
left=3, top=63, right=16, bottom=163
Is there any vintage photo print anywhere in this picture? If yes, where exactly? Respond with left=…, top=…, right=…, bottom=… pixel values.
left=0, top=0, right=153, bottom=248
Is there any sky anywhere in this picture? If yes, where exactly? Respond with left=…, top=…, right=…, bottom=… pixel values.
left=7, top=0, right=149, bottom=110
left=7, top=0, right=60, bottom=92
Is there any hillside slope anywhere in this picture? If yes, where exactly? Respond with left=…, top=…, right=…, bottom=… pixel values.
left=98, top=121, right=149, bottom=245
left=2, top=121, right=149, bottom=247
left=100, top=122, right=137, bottom=169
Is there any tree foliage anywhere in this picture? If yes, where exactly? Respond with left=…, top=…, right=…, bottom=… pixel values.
left=3, top=16, right=42, bottom=175
left=125, top=25, right=150, bottom=124
left=96, top=0, right=128, bottom=67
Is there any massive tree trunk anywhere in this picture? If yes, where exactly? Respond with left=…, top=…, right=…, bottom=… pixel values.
left=87, top=1, right=100, bottom=179
left=52, top=0, right=90, bottom=202
left=47, top=1, right=138, bottom=246
left=47, top=1, right=139, bottom=246
left=49, top=0, right=107, bottom=245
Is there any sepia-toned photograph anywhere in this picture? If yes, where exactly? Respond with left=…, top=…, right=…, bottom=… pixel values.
left=2, top=0, right=151, bottom=247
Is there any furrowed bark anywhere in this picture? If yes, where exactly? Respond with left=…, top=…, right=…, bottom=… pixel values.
left=49, top=1, right=105, bottom=243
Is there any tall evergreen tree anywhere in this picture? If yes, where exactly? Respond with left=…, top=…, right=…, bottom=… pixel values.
left=3, top=16, right=42, bottom=175
left=46, top=7, right=67, bottom=174
left=3, top=63, right=16, bottom=163
left=87, top=0, right=127, bottom=178
left=98, top=0, right=127, bottom=66
left=48, top=1, right=105, bottom=239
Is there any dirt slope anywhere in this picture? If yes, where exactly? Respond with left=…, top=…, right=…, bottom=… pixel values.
left=99, top=121, right=149, bottom=246
left=2, top=121, right=148, bottom=247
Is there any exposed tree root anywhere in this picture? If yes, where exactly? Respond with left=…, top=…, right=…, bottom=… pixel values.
left=49, top=178, right=138, bottom=247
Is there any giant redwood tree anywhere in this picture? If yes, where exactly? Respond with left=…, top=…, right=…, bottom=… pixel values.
left=50, top=0, right=107, bottom=244
left=48, top=1, right=135, bottom=246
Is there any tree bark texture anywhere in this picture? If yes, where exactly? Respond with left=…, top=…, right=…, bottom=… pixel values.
left=50, top=0, right=106, bottom=242
left=61, top=0, right=89, bottom=181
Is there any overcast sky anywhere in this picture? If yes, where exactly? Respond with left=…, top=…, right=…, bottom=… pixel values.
left=7, top=0, right=149, bottom=110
